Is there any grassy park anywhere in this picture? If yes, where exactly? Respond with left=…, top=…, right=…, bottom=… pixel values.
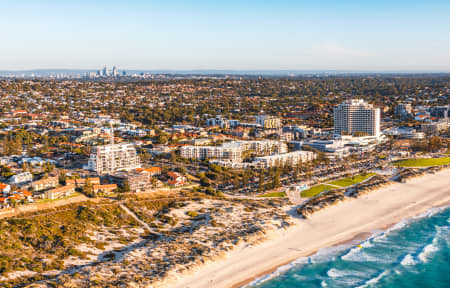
left=300, top=173, right=378, bottom=198
left=393, top=157, right=450, bottom=167
left=327, top=173, right=377, bottom=188
left=258, top=191, right=287, bottom=198
left=301, top=184, right=335, bottom=198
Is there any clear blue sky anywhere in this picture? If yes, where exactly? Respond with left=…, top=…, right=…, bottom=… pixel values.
left=1, top=0, right=449, bottom=71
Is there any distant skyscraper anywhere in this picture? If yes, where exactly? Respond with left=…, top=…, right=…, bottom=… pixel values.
left=112, top=66, right=118, bottom=77
left=333, top=99, right=380, bottom=138
left=102, top=66, right=109, bottom=77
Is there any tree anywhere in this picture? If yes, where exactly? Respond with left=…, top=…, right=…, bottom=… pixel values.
left=273, top=169, right=281, bottom=188
left=157, top=133, right=168, bottom=144
left=258, top=169, right=265, bottom=193
left=428, top=136, right=442, bottom=152
left=121, top=180, right=131, bottom=193
left=59, top=172, right=67, bottom=185
left=0, top=165, right=14, bottom=178
left=83, top=178, right=95, bottom=197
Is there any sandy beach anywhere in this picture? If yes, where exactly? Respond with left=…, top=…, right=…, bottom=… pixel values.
left=167, top=168, right=450, bottom=288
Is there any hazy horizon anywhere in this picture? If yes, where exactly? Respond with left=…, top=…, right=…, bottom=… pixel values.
left=1, top=0, right=450, bottom=71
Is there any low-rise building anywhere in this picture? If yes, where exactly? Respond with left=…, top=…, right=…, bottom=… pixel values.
left=8, top=172, right=33, bottom=186
left=110, top=171, right=151, bottom=193
left=135, top=167, right=162, bottom=177
left=0, top=183, right=11, bottom=196
left=395, top=103, right=413, bottom=118
left=66, top=177, right=100, bottom=187
left=93, top=184, right=117, bottom=194
left=167, top=171, right=187, bottom=187
left=421, top=121, right=449, bottom=135
left=31, top=176, right=59, bottom=191
left=45, top=185, right=76, bottom=200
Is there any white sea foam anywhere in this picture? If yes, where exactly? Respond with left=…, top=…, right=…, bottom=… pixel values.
left=244, top=206, right=449, bottom=287
left=417, top=225, right=445, bottom=262
left=418, top=243, right=438, bottom=262
left=321, top=280, right=328, bottom=287
left=327, top=268, right=345, bottom=278
left=374, top=206, right=449, bottom=244
left=326, top=267, right=371, bottom=280
left=242, top=244, right=350, bottom=287
left=356, top=270, right=390, bottom=288
left=340, top=245, right=383, bottom=263
left=400, top=254, right=417, bottom=266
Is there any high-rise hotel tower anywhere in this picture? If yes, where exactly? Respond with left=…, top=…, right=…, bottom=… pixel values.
left=333, top=99, right=380, bottom=138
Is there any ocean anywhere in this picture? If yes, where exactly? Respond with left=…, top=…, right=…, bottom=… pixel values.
left=249, top=206, right=450, bottom=288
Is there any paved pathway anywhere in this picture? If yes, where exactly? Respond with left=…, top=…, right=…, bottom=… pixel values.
left=119, top=204, right=155, bottom=234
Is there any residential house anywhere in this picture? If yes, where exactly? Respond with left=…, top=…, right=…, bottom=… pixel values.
left=135, top=167, right=161, bottom=177
left=0, top=183, right=11, bottom=196
left=167, top=171, right=186, bottom=187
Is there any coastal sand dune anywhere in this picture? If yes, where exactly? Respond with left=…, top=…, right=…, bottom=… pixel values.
left=168, top=169, right=450, bottom=288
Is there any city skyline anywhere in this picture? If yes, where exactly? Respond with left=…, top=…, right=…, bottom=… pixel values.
left=1, top=0, right=450, bottom=71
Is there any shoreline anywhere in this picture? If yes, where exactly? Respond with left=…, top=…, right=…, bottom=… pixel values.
left=239, top=203, right=450, bottom=288
left=167, top=168, right=450, bottom=288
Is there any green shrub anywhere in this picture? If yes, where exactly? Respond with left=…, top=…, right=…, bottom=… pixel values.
left=186, top=211, right=199, bottom=218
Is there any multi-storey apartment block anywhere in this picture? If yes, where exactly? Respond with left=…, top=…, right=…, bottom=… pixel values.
left=255, top=115, right=282, bottom=129
left=86, top=143, right=140, bottom=174
left=333, top=99, right=380, bottom=138
left=253, top=150, right=316, bottom=169
left=179, top=140, right=288, bottom=162
left=180, top=143, right=243, bottom=162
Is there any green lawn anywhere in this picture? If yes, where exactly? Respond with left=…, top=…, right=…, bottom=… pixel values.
left=327, top=173, right=377, bottom=188
left=258, top=191, right=287, bottom=198
left=300, top=184, right=335, bottom=198
left=393, top=157, right=450, bottom=167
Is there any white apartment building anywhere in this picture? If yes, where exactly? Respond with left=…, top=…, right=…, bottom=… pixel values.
left=179, top=140, right=288, bottom=162
left=255, top=115, right=282, bottom=129
left=395, top=103, right=413, bottom=117
left=421, top=121, right=449, bottom=135
left=85, top=143, right=141, bottom=174
left=180, top=144, right=242, bottom=162
left=8, top=172, right=33, bottom=185
left=211, top=150, right=316, bottom=169
left=254, top=151, right=316, bottom=169
left=333, top=99, right=380, bottom=138
left=234, top=140, right=288, bottom=155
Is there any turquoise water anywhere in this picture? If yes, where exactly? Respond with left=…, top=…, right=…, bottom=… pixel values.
left=250, top=207, right=450, bottom=288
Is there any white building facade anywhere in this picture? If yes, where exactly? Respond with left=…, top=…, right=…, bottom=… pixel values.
left=334, top=99, right=380, bottom=138
left=86, top=143, right=141, bottom=174
left=255, top=115, right=282, bottom=129
left=179, top=140, right=288, bottom=162
left=253, top=151, right=316, bottom=169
